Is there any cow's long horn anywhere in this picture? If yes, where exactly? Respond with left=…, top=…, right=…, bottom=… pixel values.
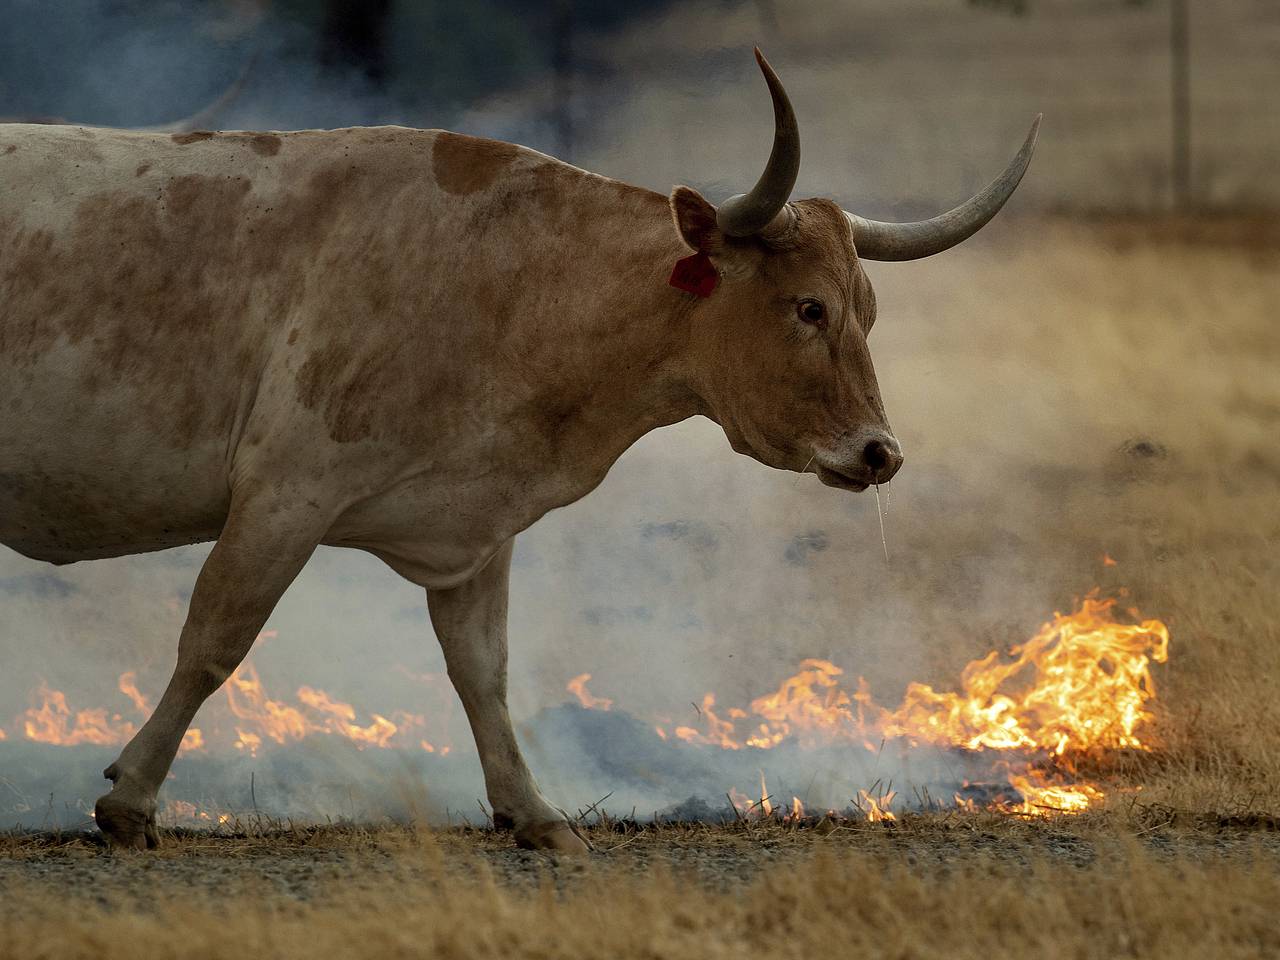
left=845, top=115, right=1042, bottom=262
left=715, top=48, right=800, bottom=238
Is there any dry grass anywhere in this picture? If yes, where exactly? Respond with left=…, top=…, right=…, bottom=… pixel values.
left=3, top=822, right=1280, bottom=960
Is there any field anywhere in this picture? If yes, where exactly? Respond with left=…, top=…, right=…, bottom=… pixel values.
left=2, top=215, right=1278, bottom=956
left=3, top=817, right=1280, bottom=959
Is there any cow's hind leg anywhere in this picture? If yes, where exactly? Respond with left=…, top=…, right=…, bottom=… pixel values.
left=427, top=541, right=590, bottom=854
left=95, top=492, right=327, bottom=849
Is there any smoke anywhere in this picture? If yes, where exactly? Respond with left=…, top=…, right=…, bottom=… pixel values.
left=0, top=0, right=1215, bottom=829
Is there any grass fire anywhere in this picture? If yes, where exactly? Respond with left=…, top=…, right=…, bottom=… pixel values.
left=568, top=592, right=1169, bottom=819
left=2, top=1, right=1279, bottom=957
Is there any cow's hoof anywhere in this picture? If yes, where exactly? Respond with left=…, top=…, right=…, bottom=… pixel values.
left=515, top=819, right=592, bottom=855
left=94, top=790, right=159, bottom=851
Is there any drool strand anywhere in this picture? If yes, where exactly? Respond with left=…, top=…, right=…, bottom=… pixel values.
left=874, top=483, right=889, bottom=564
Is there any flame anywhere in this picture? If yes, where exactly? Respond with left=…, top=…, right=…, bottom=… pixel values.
left=857, top=788, right=897, bottom=823
left=726, top=774, right=812, bottom=822
left=566, top=673, right=613, bottom=711
left=224, top=664, right=311, bottom=753
left=117, top=672, right=151, bottom=714
left=234, top=729, right=262, bottom=755
left=1005, top=773, right=1102, bottom=815
left=21, top=683, right=136, bottom=747
left=866, top=595, right=1169, bottom=755
left=223, top=663, right=439, bottom=756
left=180, top=728, right=205, bottom=752
left=745, top=659, right=856, bottom=749
left=163, top=799, right=233, bottom=825
left=296, top=686, right=399, bottom=748
left=17, top=641, right=450, bottom=761
left=675, top=693, right=740, bottom=750
left=661, top=593, right=1169, bottom=814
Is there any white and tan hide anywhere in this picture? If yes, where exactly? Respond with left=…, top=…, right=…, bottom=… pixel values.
left=0, top=51, right=1037, bottom=852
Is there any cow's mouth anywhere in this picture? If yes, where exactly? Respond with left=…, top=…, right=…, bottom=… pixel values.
left=815, top=464, right=870, bottom=492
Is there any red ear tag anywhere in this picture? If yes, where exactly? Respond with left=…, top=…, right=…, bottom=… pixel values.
left=668, top=251, right=719, bottom=298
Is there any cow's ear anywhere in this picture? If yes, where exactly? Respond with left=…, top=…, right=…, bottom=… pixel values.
left=669, top=186, right=726, bottom=255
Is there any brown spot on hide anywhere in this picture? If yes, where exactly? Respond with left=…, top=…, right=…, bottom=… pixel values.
left=3, top=145, right=15, bottom=155
left=250, top=135, right=281, bottom=157
left=0, top=173, right=265, bottom=449
left=1, top=131, right=513, bottom=459
left=171, top=131, right=215, bottom=145
left=134, top=162, right=150, bottom=177
left=431, top=132, right=518, bottom=195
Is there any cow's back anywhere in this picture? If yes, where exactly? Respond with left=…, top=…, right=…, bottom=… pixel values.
left=0, top=122, right=674, bottom=567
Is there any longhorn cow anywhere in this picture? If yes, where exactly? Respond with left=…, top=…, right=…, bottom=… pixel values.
left=0, top=50, right=1038, bottom=851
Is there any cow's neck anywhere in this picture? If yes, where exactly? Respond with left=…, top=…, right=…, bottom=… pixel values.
left=505, top=183, right=709, bottom=496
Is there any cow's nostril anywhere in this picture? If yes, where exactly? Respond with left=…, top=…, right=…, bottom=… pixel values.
left=863, top=439, right=890, bottom=472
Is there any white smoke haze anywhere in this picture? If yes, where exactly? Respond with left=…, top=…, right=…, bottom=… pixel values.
left=2, top=0, right=1268, bottom=828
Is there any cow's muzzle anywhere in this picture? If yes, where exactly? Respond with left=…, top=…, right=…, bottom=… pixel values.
left=815, top=430, right=903, bottom=490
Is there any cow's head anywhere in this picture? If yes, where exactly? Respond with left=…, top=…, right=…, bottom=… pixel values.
left=671, top=49, right=1039, bottom=492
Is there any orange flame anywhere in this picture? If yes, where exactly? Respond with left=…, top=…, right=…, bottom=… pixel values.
left=866, top=595, right=1169, bottom=755
left=180, top=728, right=205, bottom=752
left=223, top=663, right=434, bottom=756
left=296, top=686, right=399, bottom=748
left=164, top=799, right=232, bottom=825
left=1006, top=773, right=1102, bottom=815
left=21, top=683, right=136, bottom=747
left=675, top=693, right=740, bottom=750
left=857, top=788, right=897, bottom=822
left=20, top=639, right=450, bottom=760
left=117, top=672, right=150, bottom=714
left=660, top=593, right=1169, bottom=813
left=566, top=673, right=613, bottom=711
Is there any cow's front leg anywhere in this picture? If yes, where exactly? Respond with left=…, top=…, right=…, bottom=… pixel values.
left=427, top=541, right=590, bottom=854
left=94, top=491, right=328, bottom=849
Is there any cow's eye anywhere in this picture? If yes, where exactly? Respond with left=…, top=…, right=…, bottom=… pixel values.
left=797, top=299, right=826, bottom=326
